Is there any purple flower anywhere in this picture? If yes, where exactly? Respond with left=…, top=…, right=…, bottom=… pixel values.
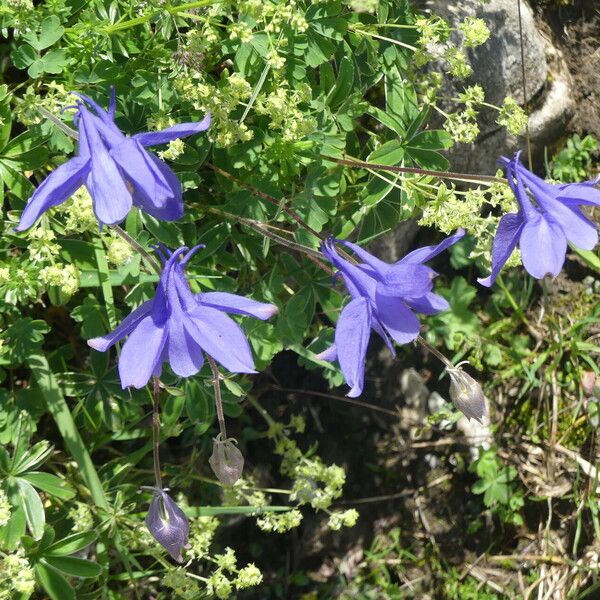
left=479, top=151, right=600, bottom=286
left=88, top=245, right=277, bottom=389
left=145, top=488, right=189, bottom=562
left=317, top=230, right=465, bottom=397
left=16, top=90, right=210, bottom=231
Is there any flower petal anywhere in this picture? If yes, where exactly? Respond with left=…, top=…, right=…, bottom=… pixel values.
left=187, top=305, right=257, bottom=373
left=374, top=291, right=421, bottom=345
left=166, top=312, right=205, bottom=377
left=197, top=292, right=278, bottom=320
left=315, top=344, right=338, bottom=362
left=118, top=315, right=167, bottom=388
left=519, top=213, right=567, bottom=279
left=132, top=113, right=211, bottom=146
left=109, top=139, right=174, bottom=207
left=524, top=175, right=598, bottom=249
left=478, top=212, right=524, bottom=287
left=337, top=239, right=389, bottom=278
left=80, top=111, right=132, bottom=224
left=131, top=154, right=183, bottom=222
left=405, top=292, right=450, bottom=315
left=398, top=228, right=465, bottom=265
left=380, top=264, right=434, bottom=298
left=15, top=157, right=89, bottom=231
left=556, top=183, right=600, bottom=206
left=87, top=300, right=154, bottom=352
left=335, top=297, right=372, bottom=398
left=321, top=239, right=377, bottom=301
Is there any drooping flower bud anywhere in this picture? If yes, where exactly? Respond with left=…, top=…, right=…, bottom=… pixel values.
left=447, top=366, right=487, bottom=423
left=209, top=434, right=244, bottom=485
left=145, top=488, right=189, bottom=562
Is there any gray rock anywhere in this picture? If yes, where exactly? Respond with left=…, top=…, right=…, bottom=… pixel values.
left=419, top=0, right=573, bottom=174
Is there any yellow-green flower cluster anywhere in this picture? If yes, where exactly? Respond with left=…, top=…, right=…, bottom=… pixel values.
left=27, top=227, right=60, bottom=262
left=67, top=501, right=94, bottom=532
left=57, top=188, right=98, bottom=234
left=444, top=46, right=472, bottom=79
left=229, top=22, right=254, bottom=44
left=239, top=0, right=308, bottom=35
left=206, top=547, right=264, bottom=599
left=415, top=16, right=451, bottom=47
left=163, top=568, right=200, bottom=600
left=256, top=508, right=303, bottom=533
left=0, top=552, right=36, bottom=599
left=327, top=509, right=359, bottom=530
left=157, top=138, right=185, bottom=161
left=444, top=111, right=479, bottom=144
left=459, top=17, right=491, bottom=48
left=418, top=178, right=521, bottom=269
left=14, top=82, right=70, bottom=127
left=345, top=0, right=378, bottom=13
left=187, top=516, right=220, bottom=560
left=443, top=85, right=485, bottom=144
left=235, top=563, right=263, bottom=589
left=0, top=488, right=11, bottom=527
left=176, top=72, right=253, bottom=147
left=0, top=261, right=45, bottom=305
left=255, top=84, right=316, bottom=142
left=40, top=263, right=79, bottom=296
left=496, top=96, right=528, bottom=136
left=105, top=234, right=133, bottom=267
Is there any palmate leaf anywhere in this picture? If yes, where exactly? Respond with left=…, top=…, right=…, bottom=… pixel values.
left=35, top=561, right=75, bottom=600
left=17, top=478, right=45, bottom=540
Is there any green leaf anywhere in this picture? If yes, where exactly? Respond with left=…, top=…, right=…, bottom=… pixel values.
left=21, top=472, right=76, bottom=500
left=11, top=44, right=37, bottom=69
left=326, top=56, right=354, bottom=111
left=0, top=86, right=12, bottom=149
left=37, top=16, right=65, bottom=50
left=368, top=140, right=404, bottom=166
left=39, top=49, right=69, bottom=75
left=36, top=562, right=75, bottom=600
left=405, top=147, right=449, bottom=171
left=407, top=130, right=453, bottom=151
left=17, top=479, right=45, bottom=540
left=3, top=318, right=49, bottom=366
left=0, top=502, right=26, bottom=550
left=12, top=440, right=53, bottom=474
left=43, top=556, right=102, bottom=578
left=27, top=354, right=110, bottom=511
left=45, top=531, right=98, bottom=556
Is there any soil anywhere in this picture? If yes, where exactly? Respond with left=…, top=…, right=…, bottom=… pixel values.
left=532, top=1, right=600, bottom=140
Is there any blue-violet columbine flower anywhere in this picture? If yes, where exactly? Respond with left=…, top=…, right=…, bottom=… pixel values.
left=317, top=230, right=465, bottom=397
left=87, top=245, right=277, bottom=388
left=145, top=488, right=189, bottom=562
left=479, top=151, right=600, bottom=286
left=16, top=90, right=210, bottom=231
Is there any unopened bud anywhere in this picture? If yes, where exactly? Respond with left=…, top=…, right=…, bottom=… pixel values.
left=447, top=366, right=487, bottom=423
left=145, top=488, right=189, bottom=562
left=209, top=434, right=244, bottom=485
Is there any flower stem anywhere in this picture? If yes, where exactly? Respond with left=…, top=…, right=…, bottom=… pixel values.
left=496, top=276, right=543, bottom=340
left=97, top=0, right=220, bottom=34
left=207, top=355, right=227, bottom=439
left=205, top=162, right=324, bottom=241
left=110, top=224, right=162, bottom=274
left=322, top=155, right=505, bottom=185
left=203, top=206, right=334, bottom=275
left=246, top=395, right=278, bottom=430
left=416, top=335, right=454, bottom=369
left=517, top=0, right=533, bottom=170
left=152, top=377, right=163, bottom=490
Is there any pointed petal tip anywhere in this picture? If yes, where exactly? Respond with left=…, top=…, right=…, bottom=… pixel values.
left=477, top=275, right=494, bottom=288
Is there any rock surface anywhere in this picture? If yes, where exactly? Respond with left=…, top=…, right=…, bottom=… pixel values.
left=420, top=0, right=574, bottom=174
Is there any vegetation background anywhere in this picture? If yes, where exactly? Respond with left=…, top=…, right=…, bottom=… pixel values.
left=0, top=0, right=598, bottom=598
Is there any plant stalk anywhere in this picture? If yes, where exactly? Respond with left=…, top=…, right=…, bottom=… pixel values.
left=207, top=355, right=227, bottom=439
